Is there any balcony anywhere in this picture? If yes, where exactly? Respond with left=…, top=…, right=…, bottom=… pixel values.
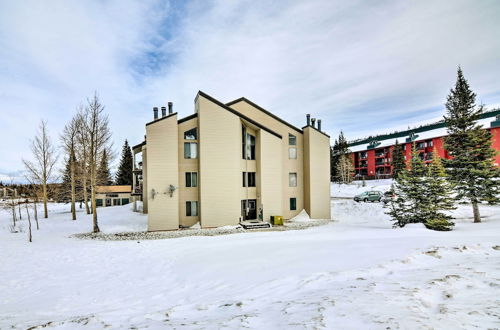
left=132, top=184, right=143, bottom=196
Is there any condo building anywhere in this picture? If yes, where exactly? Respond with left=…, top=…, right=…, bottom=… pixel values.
left=132, top=91, right=331, bottom=231
left=348, top=109, right=500, bottom=179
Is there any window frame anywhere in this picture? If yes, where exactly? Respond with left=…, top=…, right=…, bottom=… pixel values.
left=288, top=133, right=296, bottom=146
left=185, top=172, right=198, bottom=187
left=289, top=147, right=297, bottom=159
left=184, top=142, right=198, bottom=159
left=290, top=197, right=297, bottom=211
left=186, top=201, right=198, bottom=216
left=184, top=128, right=197, bottom=140
left=289, top=172, right=297, bottom=187
left=242, top=172, right=256, bottom=187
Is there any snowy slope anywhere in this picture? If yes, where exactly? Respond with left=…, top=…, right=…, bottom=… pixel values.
left=1, top=201, right=499, bottom=329
left=331, top=179, right=393, bottom=198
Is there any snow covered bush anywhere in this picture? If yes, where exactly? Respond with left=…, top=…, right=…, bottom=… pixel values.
left=424, top=217, right=454, bottom=231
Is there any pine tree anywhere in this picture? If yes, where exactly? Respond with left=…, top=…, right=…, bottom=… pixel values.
left=391, top=140, right=406, bottom=180
left=424, top=148, right=456, bottom=230
left=443, top=67, right=500, bottom=223
left=97, top=149, right=113, bottom=185
left=115, top=140, right=133, bottom=185
left=331, top=131, right=350, bottom=182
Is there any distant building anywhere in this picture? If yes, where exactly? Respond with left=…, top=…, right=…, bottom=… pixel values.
left=95, top=185, right=132, bottom=207
left=133, top=91, right=331, bottom=231
left=348, top=109, right=500, bottom=179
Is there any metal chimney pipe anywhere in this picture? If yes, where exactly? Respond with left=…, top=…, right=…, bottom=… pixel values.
left=318, top=119, right=322, bottom=131
left=306, top=114, right=311, bottom=126
left=311, top=118, right=316, bottom=128
left=161, top=106, right=166, bottom=117
left=168, top=102, right=173, bottom=114
left=153, top=107, right=158, bottom=120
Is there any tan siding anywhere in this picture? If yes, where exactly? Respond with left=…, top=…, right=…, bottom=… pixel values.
left=145, top=115, right=179, bottom=231
left=198, top=96, right=242, bottom=227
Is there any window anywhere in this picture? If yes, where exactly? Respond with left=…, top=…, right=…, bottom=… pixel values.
left=242, top=126, right=256, bottom=160
left=427, top=140, right=433, bottom=147
left=184, top=142, right=197, bottom=159
left=184, top=128, right=197, bottom=140
left=185, top=172, right=198, bottom=187
left=96, top=199, right=103, bottom=207
left=289, top=147, right=297, bottom=159
left=242, top=172, right=256, bottom=187
left=186, top=201, right=198, bottom=216
left=289, top=133, right=296, bottom=146
left=242, top=127, right=246, bottom=159
left=289, top=173, right=297, bottom=187
left=290, top=197, right=297, bottom=211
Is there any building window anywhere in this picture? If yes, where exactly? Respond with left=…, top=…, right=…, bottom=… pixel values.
left=96, top=199, right=103, bottom=207
left=185, top=172, right=198, bottom=187
left=246, top=134, right=255, bottom=160
left=186, top=201, right=198, bottom=216
left=289, top=147, right=297, bottom=159
left=427, top=140, right=433, bottom=147
left=184, top=128, right=197, bottom=140
left=242, top=172, right=256, bottom=187
left=289, top=133, right=296, bottom=146
left=289, top=173, right=297, bottom=187
left=184, top=142, right=197, bottom=159
left=290, top=197, right=297, bottom=211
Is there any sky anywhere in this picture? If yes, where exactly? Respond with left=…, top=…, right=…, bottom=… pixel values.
left=1, top=0, right=500, bottom=182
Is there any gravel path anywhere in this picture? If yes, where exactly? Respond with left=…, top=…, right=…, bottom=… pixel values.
left=73, top=220, right=332, bottom=241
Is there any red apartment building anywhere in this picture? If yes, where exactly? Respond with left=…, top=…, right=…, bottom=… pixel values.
left=348, top=109, right=500, bottom=179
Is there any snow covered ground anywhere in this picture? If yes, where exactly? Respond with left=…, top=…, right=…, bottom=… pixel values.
left=331, top=179, right=393, bottom=198
left=1, top=199, right=499, bottom=329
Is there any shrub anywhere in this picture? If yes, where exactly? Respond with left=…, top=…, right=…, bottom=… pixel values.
left=425, top=217, right=455, bottom=231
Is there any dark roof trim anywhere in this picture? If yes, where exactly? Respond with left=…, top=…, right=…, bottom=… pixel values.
left=302, top=125, right=331, bottom=138
left=132, top=141, right=146, bottom=150
left=197, top=91, right=282, bottom=139
left=226, top=97, right=303, bottom=134
left=178, top=113, right=198, bottom=124
left=348, top=108, right=500, bottom=147
left=145, top=112, right=177, bottom=127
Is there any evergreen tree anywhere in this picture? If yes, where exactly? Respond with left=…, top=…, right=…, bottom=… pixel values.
left=115, top=140, right=133, bottom=185
left=391, top=140, right=406, bottom=180
left=97, top=149, right=113, bottom=185
left=443, top=67, right=500, bottom=223
left=331, top=131, right=350, bottom=182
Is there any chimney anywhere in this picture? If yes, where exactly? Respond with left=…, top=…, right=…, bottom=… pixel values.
left=311, top=118, right=316, bottom=128
left=306, top=114, right=311, bottom=126
left=318, top=119, right=322, bottom=131
left=153, top=107, right=158, bottom=120
left=161, top=106, right=166, bottom=117
left=168, top=102, right=173, bottom=114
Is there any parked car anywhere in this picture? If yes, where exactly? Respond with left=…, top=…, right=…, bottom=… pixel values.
left=354, top=191, right=383, bottom=202
left=381, top=191, right=396, bottom=204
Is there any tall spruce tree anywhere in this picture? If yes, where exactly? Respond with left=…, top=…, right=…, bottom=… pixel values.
left=97, top=149, right=113, bottom=185
left=115, top=140, right=133, bottom=185
left=391, top=140, right=406, bottom=180
left=331, top=131, right=350, bottom=182
left=443, top=67, right=500, bottom=223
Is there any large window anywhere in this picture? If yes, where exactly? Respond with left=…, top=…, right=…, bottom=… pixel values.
left=185, top=172, right=198, bottom=187
left=242, top=172, right=256, bottom=187
left=186, top=201, right=198, bottom=216
left=290, top=197, right=297, bottom=211
left=289, top=173, right=297, bottom=187
left=184, top=128, right=197, bottom=140
left=289, top=133, right=296, bottom=146
left=289, top=147, right=297, bottom=159
left=184, top=142, right=197, bottom=159
left=242, top=126, right=255, bottom=160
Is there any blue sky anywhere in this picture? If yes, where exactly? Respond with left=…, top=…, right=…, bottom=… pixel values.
left=1, top=0, right=500, bottom=181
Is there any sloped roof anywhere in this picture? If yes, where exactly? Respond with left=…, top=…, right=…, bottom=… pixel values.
left=96, top=185, right=131, bottom=194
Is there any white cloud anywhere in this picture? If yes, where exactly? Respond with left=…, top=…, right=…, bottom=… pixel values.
left=1, top=0, right=499, bottom=180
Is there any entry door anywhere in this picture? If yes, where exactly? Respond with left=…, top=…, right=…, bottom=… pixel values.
left=241, top=199, right=257, bottom=220
left=105, top=198, right=111, bottom=207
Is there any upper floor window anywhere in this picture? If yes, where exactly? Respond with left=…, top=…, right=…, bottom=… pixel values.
left=289, top=134, right=296, bottom=146
left=242, top=126, right=256, bottom=160
left=289, top=147, right=297, bottom=159
left=184, top=128, right=197, bottom=140
left=184, top=142, right=197, bottom=159
left=242, top=172, right=256, bottom=187
left=289, top=173, right=297, bottom=187
left=185, top=172, right=197, bottom=187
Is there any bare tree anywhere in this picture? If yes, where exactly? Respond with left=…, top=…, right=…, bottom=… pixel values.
left=25, top=200, right=32, bottom=242
left=82, top=93, right=112, bottom=232
left=61, top=114, right=80, bottom=220
left=75, top=107, right=91, bottom=215
left=336, top=155, right=354, bottom=184
left=23, top=120, right=58, bottom=219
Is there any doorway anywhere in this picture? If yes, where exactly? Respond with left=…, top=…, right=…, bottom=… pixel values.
left=105, top=198, right=111, bottom=207
left=241, top=199, right=257, bottom=220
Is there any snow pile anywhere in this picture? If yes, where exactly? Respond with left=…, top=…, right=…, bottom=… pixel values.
left=288, top=209, right=311, bottom=223
left=331, top=179, right=393, bottom=198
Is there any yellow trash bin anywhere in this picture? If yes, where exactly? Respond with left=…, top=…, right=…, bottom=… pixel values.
left=271, top=215, right=284, bottom=226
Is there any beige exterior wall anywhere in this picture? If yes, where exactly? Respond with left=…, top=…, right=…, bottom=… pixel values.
left=304, top=127, right=331, bottom=219
left=198, top=95, right=242, bottom=227
left=145, top=115, right=179, bottom=231
left=178, top=117, right=200, bottom=227
left=228, top=100, right=304, bottom=219
left=95, top=192, right=132, bottom=207
left=142, top=145, right=148, bottom=214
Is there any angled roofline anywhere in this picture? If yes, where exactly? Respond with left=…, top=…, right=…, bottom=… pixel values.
left=348, top=108, right=500, bottom=147
left=302, top=124, right=330, bottom=138
left=196, top=91, right=282, bottom=139
left=132, top=140, right=146, bottom=150
left=178, top=113, right=198, bottom=124
left=145, top=112, right=177, bottom=127
left=226, top=97, right=303, bottom=134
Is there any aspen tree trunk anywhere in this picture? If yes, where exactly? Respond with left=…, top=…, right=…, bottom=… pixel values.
left=42, top=180, right=48, bottom=218
left=18, top=201, right=22, bottom=220
left=70, top=149, right=76, bottom=220
left=34, top=197, right=39, bottom=230
left=472, top=201, right=481, bottom=223
left=83, top=178, right=90, bottom=214
left=25, top=202, right=32, bottom=242
left=11, top=196, right=17, bottom=226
